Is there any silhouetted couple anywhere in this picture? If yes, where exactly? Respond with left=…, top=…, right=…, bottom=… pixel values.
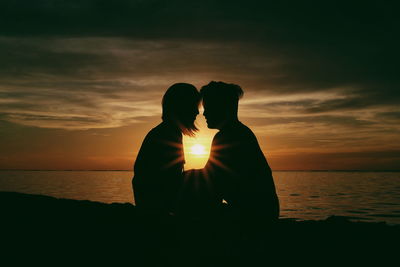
left=132, top=82, right=279, bottom=230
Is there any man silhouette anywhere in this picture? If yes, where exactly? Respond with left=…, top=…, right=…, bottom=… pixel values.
left=200, top=81, right=279, bottom=228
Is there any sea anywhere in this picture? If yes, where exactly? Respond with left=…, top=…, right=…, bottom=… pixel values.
left=1, top=170, right=399, bottom=225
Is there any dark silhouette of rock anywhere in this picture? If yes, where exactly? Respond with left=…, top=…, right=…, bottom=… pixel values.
left=1, top=192, right=399, bottom=266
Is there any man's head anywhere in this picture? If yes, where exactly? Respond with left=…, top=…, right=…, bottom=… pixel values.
left=200, top=81, right=244, bottom=129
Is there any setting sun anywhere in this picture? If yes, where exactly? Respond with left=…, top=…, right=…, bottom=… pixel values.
left=191, top=144, right=206, bottom=155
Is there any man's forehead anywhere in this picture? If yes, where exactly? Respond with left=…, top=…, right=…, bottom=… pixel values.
left=202, top=98, right=219, bottom=105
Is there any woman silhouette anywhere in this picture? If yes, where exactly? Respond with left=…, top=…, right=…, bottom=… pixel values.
left=132, top=83, right=200, bottom=215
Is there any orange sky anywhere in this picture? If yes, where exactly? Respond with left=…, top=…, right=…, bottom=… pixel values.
left=1, top=103, right=399, bottom=171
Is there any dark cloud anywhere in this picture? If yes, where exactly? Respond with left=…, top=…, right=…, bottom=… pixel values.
left=303, top=96, right=382, bottom=113
left=0, top=39, right=105, bottom=79
left=376, top=111, right=400, bottom=119
left=1, top=1, right=398, bottom=39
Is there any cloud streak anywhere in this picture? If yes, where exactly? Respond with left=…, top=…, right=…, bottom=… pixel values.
left=1, top=36, right=398, bottom=129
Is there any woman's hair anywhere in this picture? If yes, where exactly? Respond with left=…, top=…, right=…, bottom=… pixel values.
left=162, top=83, right=200, bottom=136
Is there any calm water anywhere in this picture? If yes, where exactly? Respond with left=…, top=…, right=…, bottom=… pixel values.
left=1, top=170, right=399, bottom=225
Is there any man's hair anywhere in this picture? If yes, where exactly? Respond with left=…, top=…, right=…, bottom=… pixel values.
left=200, top=81, right=244, bottom=111
left=162, top=83, right=200, bottom=136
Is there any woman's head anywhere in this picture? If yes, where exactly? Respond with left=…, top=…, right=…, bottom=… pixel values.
left=162, top=83, right=200, bottom=136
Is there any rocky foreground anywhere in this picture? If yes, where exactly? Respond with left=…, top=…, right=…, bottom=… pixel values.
left=1, top=191, right=399, bottom=266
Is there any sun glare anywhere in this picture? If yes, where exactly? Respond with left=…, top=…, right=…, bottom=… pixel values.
left=191, top=144, right=206, bottom=155
left=184, top=140, right=211, bottom=169
left=183, top=136, right=214, bottom=169
left=182, top=117, right=217, bottom=170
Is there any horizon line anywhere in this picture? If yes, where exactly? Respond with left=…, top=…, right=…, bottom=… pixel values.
left=0, top=169, right=399, bottom=172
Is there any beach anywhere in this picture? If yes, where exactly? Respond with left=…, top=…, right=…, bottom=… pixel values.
left=1, top=191, right=399, bottom=266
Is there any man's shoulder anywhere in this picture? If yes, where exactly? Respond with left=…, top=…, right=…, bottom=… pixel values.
left=237, top=122, right=255, bottom=134
left=216, top=122, right=258, bottom=143
left=237, top=123, right=259, bottom=146
left=232, top=122, right=257, bottom=139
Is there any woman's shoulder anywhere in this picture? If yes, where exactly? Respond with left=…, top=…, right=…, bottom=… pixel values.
left=144, top=122, right=181, bottom=144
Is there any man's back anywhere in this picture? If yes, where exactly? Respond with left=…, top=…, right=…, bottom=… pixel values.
left=206, top=121, right=279, bottom=220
